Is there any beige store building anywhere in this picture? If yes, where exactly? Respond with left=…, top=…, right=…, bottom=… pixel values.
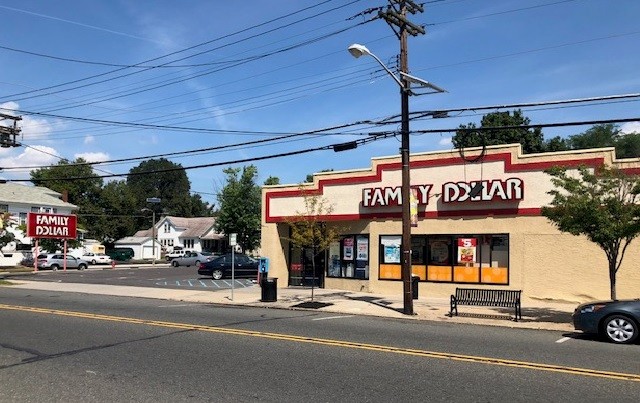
left=261, top=144, right=640, bottom=302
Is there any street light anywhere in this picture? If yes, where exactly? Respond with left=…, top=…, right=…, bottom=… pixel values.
left=145, top=197, right=161, bottom=265
left=348, top=43, right=445, bottom=315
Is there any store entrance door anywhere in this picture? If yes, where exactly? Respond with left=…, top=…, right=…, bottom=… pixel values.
left=289, top=248, right=325, bottom=287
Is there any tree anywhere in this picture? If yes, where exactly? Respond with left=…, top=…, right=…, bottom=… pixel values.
left=189, top=193, right=215, bottom=217
left=264, top=176, right=280, bottom=186
left=126, top=158, right=193, bottom=219
left=567, top=124, right=617, bottom=151
left=565, top=124, right=640, bottom=159
left=30, top=158, right=103, bottom=234
left=452, top=110, right=545, bottom=154
left=90, top=180, right=139, bottom=247
left=285, top=191, right=341, bottom=300
left=215, top=166, right=261, bottom=253
left=541, top=165, right=640, bottom=300
left=615, top=132, right=640, bottom=159
left=0, top=213, right=15, bottom=252
left=37, top=238, right=81, bottom=254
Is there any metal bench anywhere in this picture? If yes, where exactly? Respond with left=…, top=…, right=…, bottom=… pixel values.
left=450, top=288, right=522, bottom=321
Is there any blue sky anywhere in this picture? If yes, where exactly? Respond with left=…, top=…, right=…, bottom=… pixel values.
left=1, top=0, right=639, bottom=207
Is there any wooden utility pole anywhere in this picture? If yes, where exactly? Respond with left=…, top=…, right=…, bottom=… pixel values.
left=378, top=1, right=425, bottom=315
left=0, top=113, right=21, bottom=148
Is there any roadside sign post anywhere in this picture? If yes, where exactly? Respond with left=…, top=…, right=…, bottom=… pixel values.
left=27, top=212, right=77, bottom=272
left=230, top=233, right=237, bottom=301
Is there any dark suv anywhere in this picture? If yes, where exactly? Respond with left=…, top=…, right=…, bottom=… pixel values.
left=37, top=254, right=88, bottom=271
left=197, top=253, right=259, bottom=280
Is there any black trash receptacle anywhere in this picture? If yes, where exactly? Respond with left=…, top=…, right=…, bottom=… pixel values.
left=261, top=278, right=278, bottom=302
left=411, top=275, right=420, bottom=300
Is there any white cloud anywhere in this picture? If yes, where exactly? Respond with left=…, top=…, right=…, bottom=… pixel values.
left=1, top=101, right=63, bottom=140
left=620, top=121, right=640, bottom=135
left=0, top=145, right=59, bottom=181
left=438, top=136, right=452, bottom=147
left=74, top=152, right=109, bottom=163
left=84, top=135, right=95, bottom=145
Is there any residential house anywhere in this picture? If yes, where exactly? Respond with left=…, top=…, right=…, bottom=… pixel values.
left=134, top=216, right=227, bottom=255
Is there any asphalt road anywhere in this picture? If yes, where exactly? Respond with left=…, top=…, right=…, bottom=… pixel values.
left=1, top=287, right=638, bottom=402
left=17, top=265, right=256, bottom=291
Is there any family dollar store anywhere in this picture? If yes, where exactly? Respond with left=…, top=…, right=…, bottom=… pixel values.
left=260, top=144, right=640, bottom=303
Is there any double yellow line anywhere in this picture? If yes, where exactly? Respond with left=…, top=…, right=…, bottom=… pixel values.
left=1, top=303, right=638, bottom=382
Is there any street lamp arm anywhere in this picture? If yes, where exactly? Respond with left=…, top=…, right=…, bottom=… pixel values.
left=368, top=52, right=405, bottom=90
left=348, top=43, right=405, bottom=91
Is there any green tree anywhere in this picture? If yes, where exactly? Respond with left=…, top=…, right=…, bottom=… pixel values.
left=189, top=193, right=215, bottom=217
left=567, top=124, right=617, bottom=151
left=0, top=213, right=15, bottom=251
left=90, top=180, right=139, bottom=246
left=37, top=238, right=81, bottom=254
left=215, top=165, right=261, bottom=253
left=284, top=191, right=340, bottom=300
left=566, top=124, right=640, bottom=159
left=264, top=176, right=280, bottom=186
left=541, top=165, right=640, bottom=300
left=452, top=110, right=545, bottom=154
left=543, top=136, right=569, bottom=152
left=30, top=158, right=103, bottom=233
left=615, top=132, right=640, bottom=159
left=126, top=158, right=193, bottom=220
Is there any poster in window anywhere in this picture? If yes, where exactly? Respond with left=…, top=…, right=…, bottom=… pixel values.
left=329, top=241, right=341, bottom=277
left=343, top=237, right=354, bottom=261
left=457, top=238, right=477, bottom=263
left=385, top=245, right=400, bottom=263
left=430, top=240, right=450, bottom=264
left=356, top=237, right=368, bottom=261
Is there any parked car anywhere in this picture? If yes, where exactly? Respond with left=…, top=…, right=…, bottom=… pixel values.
left=171, top=251, right=215, bottom=267
left=572, top=299, right=640, bottom=344
left=165, top=248, right=188, bottom=261
left=36, top=254, right=88, bottom=271
left=198, top=253, right=259, bottom=280
left=82, top=252, right=112, bottom=265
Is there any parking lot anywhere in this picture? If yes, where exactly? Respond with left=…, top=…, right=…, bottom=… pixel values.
left=18, top=265, right=258, bottom=291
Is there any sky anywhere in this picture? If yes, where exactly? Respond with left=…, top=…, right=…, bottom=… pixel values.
left=1, top=0, right=639, bottom=207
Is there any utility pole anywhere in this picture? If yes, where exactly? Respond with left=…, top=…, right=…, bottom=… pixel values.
left=378, top=1, right=425, bottom=315
left=0, top=113, right=22, bottom=148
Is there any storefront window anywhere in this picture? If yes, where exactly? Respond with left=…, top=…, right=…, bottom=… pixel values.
left=327, top=235, right=369, bottom=279
left=379, top=234, right=510, bottom=285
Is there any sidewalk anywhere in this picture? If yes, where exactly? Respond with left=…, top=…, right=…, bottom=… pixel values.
left=1, top=274, right=577, bottom=332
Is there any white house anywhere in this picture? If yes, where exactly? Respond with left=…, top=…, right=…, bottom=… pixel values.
left=134, top=216, right=227, bottom=254
left=0, top=182, right=78, bottom=266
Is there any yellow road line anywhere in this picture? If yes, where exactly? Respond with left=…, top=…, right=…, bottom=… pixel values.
left=1, top=303, right=639, bottom=382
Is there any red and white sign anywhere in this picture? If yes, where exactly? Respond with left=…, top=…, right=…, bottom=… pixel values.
left=457, top=238, right=477, bottom=263
left=27, top=212, right=77, bottom=239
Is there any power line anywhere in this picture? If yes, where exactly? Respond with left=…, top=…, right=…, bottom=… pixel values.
left=7, top=116, right=640, bottom=183
left=4, top=121, right=374, bottom=171
left=0, top=1, right=360, bottom=104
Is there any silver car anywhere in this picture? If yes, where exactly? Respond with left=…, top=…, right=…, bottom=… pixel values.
left=37, top=254, right=88, bottom=271
left=170, top=251, right=215, bottom=267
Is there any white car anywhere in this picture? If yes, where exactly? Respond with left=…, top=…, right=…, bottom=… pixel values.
left=82, top=252, right=112, bottom=265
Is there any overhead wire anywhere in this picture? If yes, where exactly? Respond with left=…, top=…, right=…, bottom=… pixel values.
left=7, top=116, right=640, bottom=184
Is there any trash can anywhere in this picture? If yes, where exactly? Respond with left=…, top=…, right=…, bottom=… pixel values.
left=261, top=278, right=278, bottom=302
left=411, top=275, right=420, bottom=300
